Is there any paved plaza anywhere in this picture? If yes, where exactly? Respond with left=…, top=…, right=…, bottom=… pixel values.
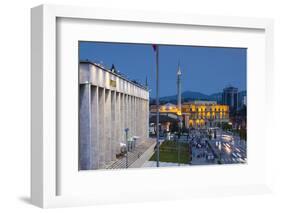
left=106, top=139, right=156, bottom=169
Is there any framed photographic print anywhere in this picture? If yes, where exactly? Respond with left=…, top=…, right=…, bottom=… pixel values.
left=78, top=42, right=247, bottom=171
left=31, top=4, right=274, bottom=208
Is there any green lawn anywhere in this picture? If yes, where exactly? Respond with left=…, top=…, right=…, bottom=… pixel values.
left=149, top=140, right=190, bottom=164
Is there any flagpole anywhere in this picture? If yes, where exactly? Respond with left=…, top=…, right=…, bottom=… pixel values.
left=156, top=45, right=160, bottom=167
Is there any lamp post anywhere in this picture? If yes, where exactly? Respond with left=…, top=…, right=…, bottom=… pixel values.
left=177, top=124, right=181, bottom=166
left=218, top=141, right=222, bottom=164
left=153, top=44, right=160, bottom=167
left=125, top=128, right=129, bottom=168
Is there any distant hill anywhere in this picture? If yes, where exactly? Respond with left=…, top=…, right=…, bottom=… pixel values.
left=150, top=90, right=246, bottom=105
left=158, top=91, right=209, bottom=103
left=208, top=92, right=223, bottom=102
left=182, top=91, right=210, bottom=100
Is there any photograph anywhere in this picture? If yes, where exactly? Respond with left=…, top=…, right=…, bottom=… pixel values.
left=78, top=41, right=247, bottom=170
left=25, top=2, right=278, bottom=209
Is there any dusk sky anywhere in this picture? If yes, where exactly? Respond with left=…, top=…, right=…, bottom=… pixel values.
left=79, top=42, right=246, bottom=98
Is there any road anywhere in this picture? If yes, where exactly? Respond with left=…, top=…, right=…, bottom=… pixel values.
left=210, top=129, right=247, bottom=164
left=175, top=128, right=247, bottom=165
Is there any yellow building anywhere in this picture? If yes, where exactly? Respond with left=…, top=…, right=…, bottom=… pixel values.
left=150, top=101, right=229, bottom=129
left=182, top=101, right=229, bottom=128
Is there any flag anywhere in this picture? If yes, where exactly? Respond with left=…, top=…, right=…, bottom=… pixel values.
left=152, top=44, right=157, bottom=51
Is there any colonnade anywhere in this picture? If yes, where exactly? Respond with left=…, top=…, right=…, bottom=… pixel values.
left=79, top=62, right=149, bottom=170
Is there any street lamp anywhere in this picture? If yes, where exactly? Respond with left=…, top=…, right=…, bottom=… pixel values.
left=218, top=141, right=222, bottom=164
left=125, top=128, right=129, bottom=168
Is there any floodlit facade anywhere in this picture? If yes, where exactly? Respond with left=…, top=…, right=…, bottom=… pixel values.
left=79, top=61, right=149, bottom=170
left=150, top=101, right=229, bottom=129
left=182, top=101, right=229, bottom=128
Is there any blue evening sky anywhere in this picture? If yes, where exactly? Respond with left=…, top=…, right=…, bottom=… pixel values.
left=79, top=41, right=246, bottom=98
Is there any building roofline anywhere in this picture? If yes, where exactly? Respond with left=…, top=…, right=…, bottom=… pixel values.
left=80, top=60, right=149, bottom=91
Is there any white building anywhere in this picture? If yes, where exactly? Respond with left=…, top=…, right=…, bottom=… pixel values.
left=79, top=61, right=149, bottom=170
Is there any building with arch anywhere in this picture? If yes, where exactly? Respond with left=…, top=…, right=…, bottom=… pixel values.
left=182, top=101, right=229, bottom=128
left=150, top=101, right=229, bottom=130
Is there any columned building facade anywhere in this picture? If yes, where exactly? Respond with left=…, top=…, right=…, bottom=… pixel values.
left=182, top=101, right=229, bottom=128
left=79, top=61, right=149, bottom=170
left=150, top=101, right=229, bottom=129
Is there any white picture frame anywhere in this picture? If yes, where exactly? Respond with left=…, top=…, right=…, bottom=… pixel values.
left=31, top=4, right=274, bottom=208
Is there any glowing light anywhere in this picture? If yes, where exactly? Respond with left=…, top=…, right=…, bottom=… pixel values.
left=225, top=146, right=231, bottom=154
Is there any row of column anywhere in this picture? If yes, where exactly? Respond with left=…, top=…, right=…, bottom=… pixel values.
left=189, top=114, right=228, bottom=120
left=79, top=84, right=149, bottom=170
left=185, top=119, right=226, bottom=128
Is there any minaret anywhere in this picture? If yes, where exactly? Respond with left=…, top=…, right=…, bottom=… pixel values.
left=177, top=62, right=182, bottom=129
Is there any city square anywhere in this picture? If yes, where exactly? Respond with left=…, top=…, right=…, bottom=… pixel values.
left=79, top=42, right=247, bottom=170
